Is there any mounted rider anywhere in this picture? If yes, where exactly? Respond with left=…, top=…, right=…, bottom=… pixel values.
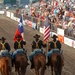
left=12, top=34, right=28, bottom=66
left=29, top=34, right=47, bottom=69
left=46, top=34, right=62, bottom=66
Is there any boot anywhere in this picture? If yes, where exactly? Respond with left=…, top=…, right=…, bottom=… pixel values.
left=46, top=56, right=50, bottom=66
left=12, top=59, right=14, bottom=67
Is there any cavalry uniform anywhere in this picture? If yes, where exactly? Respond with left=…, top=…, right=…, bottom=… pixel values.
left=14, top=40, right=26, bottom=50
left=0, top=42, right=10, bottom=51
left=0, top=37, right=10, bottom=52
left=29, top=34, right=46, bottom=69
left=49, top=40, right=61, bottom=50
left=46, top=35, right=62, bottom=66
left=32, top=40, right=46, bottom=51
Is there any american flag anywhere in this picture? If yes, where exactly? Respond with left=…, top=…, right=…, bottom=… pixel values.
left=44, top=17, right=50, bottom=42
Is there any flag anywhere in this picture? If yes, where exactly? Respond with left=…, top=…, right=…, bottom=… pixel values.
left=14, top=15, right=24, bottom=41
left=44, top=17, right=50, bottom=42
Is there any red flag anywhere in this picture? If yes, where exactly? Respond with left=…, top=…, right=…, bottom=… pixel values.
left=14, top=28, right=23, bottom=41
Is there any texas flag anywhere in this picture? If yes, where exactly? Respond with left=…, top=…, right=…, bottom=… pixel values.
left=14, top=15, right=24, bottom=41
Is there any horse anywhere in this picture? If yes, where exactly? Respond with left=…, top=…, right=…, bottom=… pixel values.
left=0, top=56, right=12, bottom=75
left=14, top=52, right=29, bottom=75
left=50, top=53, right=64, bottom=75
left=33, top=53, right=46, bottom=75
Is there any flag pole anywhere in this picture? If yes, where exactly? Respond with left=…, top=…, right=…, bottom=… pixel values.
left=21, top=10, right=26, bottom=50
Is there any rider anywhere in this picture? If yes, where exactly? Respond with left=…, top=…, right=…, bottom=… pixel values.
left=46, top=34, right=62, bottom=66
left=14, top=34, right=26, bottom=50
left=13, top=34, right=28, bottom=66
left=29, top=34, right=47, bottom=69
left=0, top=37, right=10, bottom=52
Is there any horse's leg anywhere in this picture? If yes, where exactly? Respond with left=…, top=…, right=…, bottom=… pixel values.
left=21, top=67, right=26, bottom=75
left=54, top=68, right=58, bottom=75
left=35, top=68, right=39, bottom=75
left=18, top=68, right=21, bottom=75
left=51, top=66, right=53, bottom=75
left=58, top=68, right=62, bottom=75
left=41, top=67, right=45, bottom=75
left=15, top=67, right=18, bottom=75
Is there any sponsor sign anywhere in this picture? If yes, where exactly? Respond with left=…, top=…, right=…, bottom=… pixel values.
left=39, top=27, right=44, bottom=34
left=64, top=37, right=74, bottom=47
left=58, top=34, right=64, bottom=43
left=0, top=11, right=4, bottom=14
left=6, top=11, right=10, bottom=17
left=57, top=28, right=64, bottom=36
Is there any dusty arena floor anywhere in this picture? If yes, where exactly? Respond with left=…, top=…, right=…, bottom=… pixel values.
left=0, top=15, right=75, bottom=75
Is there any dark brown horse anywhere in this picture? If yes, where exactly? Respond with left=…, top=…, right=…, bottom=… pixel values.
left=50, top=53, right=64, bottom=75
left=14, top=53, right=28, bottom=75
left=0, top=56, right=12, bottom=75
left=33, top=53, right=46, bottom=75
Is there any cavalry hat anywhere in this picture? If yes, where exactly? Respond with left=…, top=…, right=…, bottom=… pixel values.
left=33, top=34, right=40, bottom=38
left=52, top=35, right=58, bottom=39
left=16, top=35, right=22, bottom=38
left=0, top=37, right=6, bottom=40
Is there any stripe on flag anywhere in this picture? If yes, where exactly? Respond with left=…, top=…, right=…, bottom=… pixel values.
left=44, top=25, right=50, bottom=42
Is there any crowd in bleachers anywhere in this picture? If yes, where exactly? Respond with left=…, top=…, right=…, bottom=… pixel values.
left=21, top=0, right=75, bottom=38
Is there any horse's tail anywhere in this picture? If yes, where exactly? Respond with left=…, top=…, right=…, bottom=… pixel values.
left=20, top=55, right=27, bottom=75
left=56, top=55, right=62, bottom=74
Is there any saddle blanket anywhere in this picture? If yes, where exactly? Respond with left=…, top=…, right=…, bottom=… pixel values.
left=12, top=49, right=26, bottom=59
left=0, top=50, right=12, bottom=58
left=29, top=49, right=44, bottom=61
left=47, top=49, right=62, bottom=57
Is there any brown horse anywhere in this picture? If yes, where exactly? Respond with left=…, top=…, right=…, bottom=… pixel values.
left=50, top=53, right=64, bottom=75
left=0, top=56, right=12, bottom=75
left=33, top=53, right=46, bottom=75
left=14, top=53, right=29, bottom=75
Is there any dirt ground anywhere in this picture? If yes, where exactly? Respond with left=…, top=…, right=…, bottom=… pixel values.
left=0, top=15, right=75, bottom=75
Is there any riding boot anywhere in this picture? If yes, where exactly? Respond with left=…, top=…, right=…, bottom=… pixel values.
left=46, top=56, right=50, bottom=66
left=12, top=59, right=14, bottom=67
left=25, top=53, right=29, bottom=65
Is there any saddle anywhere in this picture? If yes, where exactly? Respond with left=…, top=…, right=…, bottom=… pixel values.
left=34, top=49, right=43, bottom=54
left=47, top=49, right=62, bottom=57
left=12, top=49, right=26, bottom=59
left=53, top=49, right=61, bottom=54
left=0, top=50, right=12, bottom=58
left=35, top=49, right=46, bottom=58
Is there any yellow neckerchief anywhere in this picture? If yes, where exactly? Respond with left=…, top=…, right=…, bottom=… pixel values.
left=35, top=40, right=40, bottom=48
left=1, top=42, right=6, bottom=50
left=17, top=41, right=21, bottom=49
left=52, top=40, right=57, bottom=48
